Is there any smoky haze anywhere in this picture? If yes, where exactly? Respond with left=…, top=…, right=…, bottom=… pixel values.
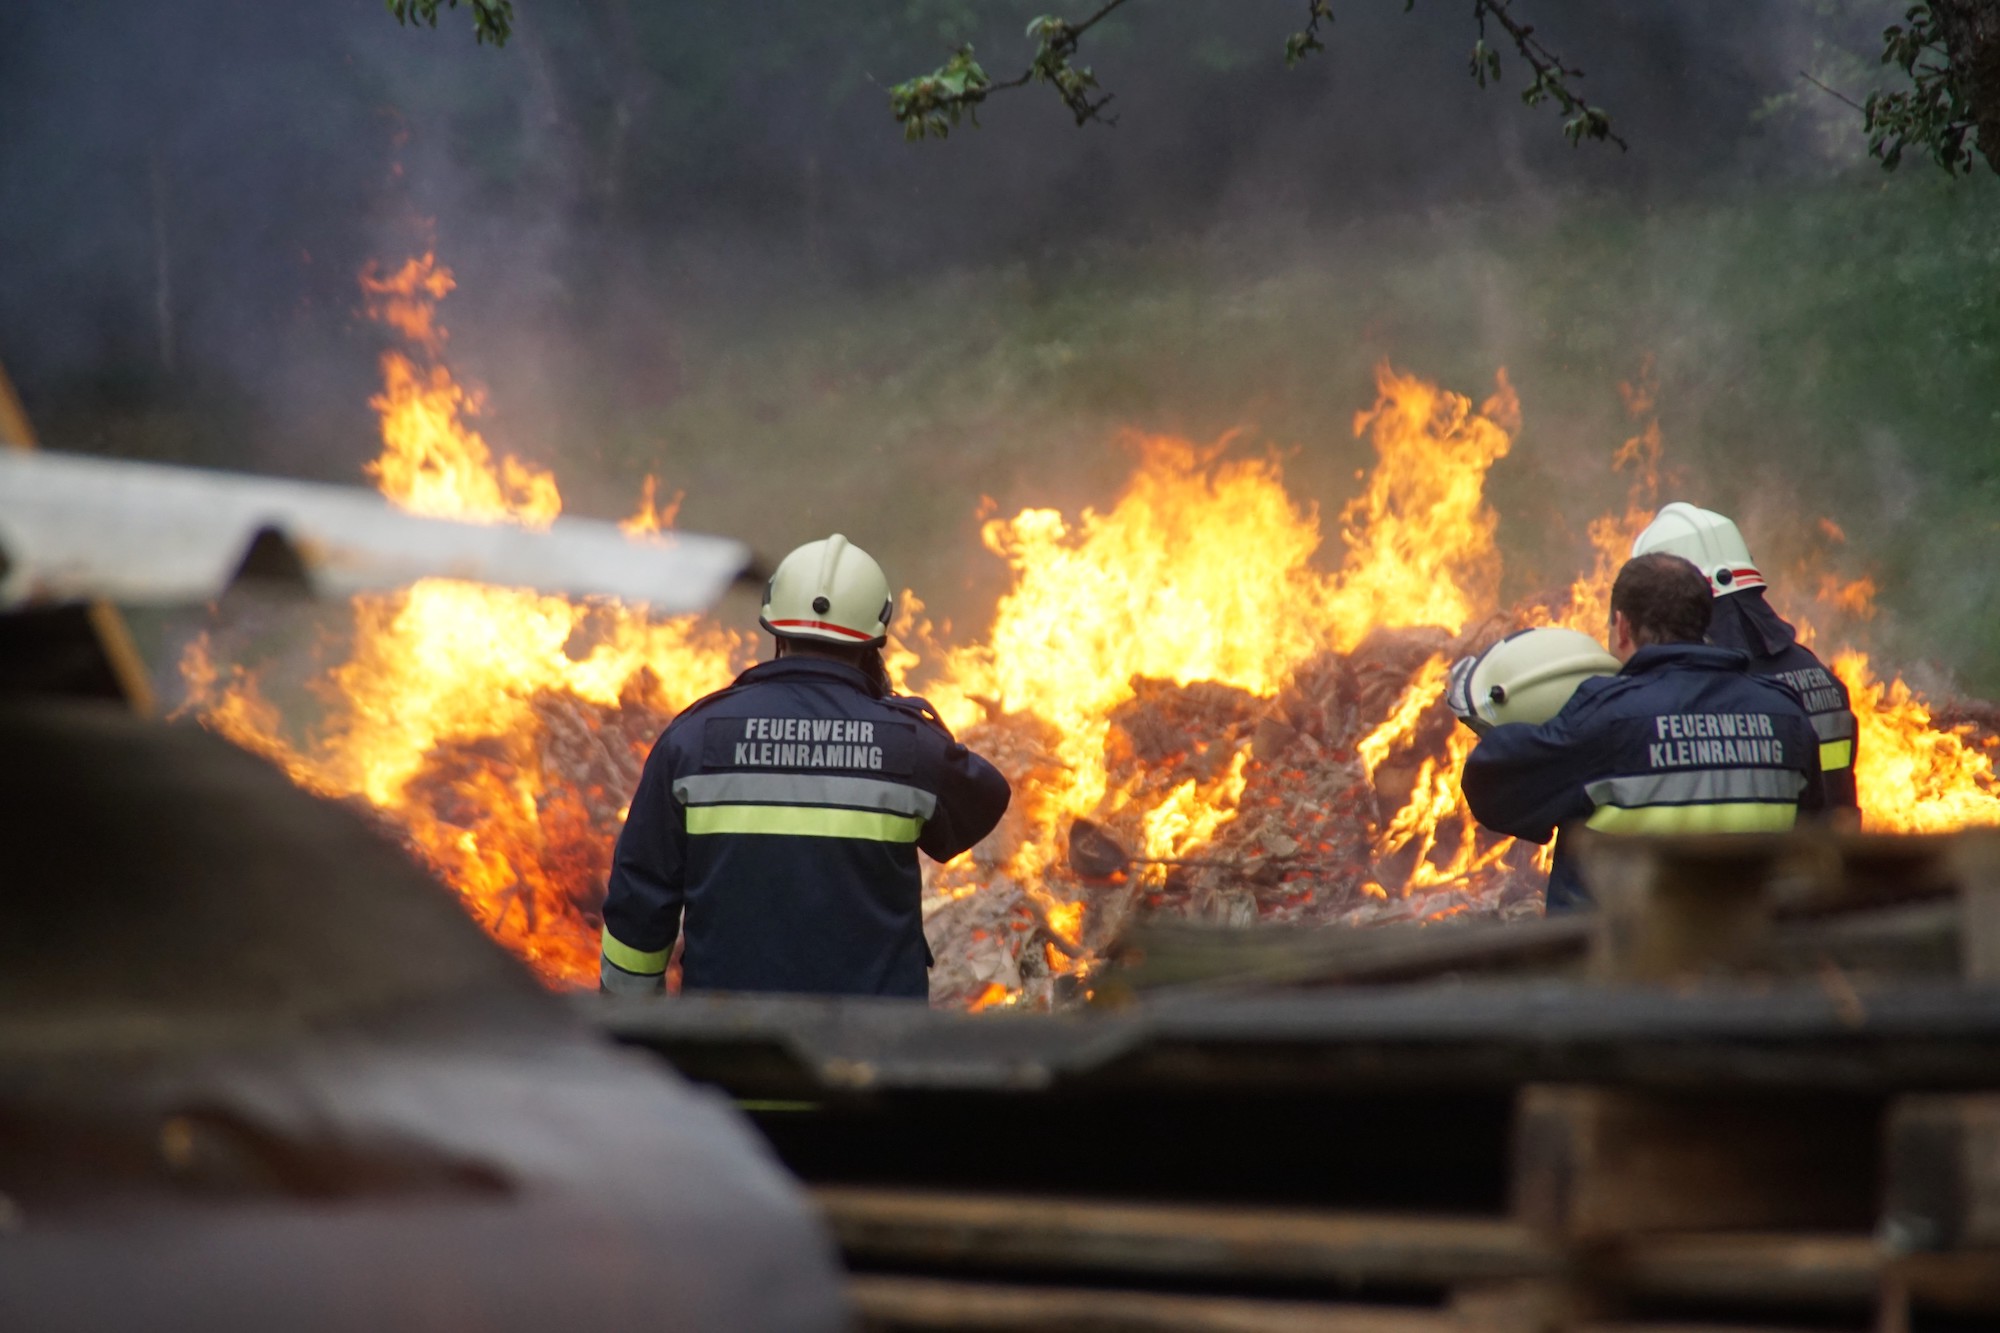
left=11, top=0, right=1992, bottom=689
left=0, top=1, right=1827, bottom=431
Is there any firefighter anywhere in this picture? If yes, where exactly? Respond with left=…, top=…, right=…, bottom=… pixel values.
left=1630, top=502, right=1860, bottom=815
left=598, top=534, right=1011, bottom=998
left=1449, top=553, right=1823, bottom=912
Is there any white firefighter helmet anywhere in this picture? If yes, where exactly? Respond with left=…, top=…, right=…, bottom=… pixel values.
left=760, top=534, right=893, bottom=646
left=1630, top=502, right=1765, bottom=597
left=1468, top=627, right=1622, bottom=728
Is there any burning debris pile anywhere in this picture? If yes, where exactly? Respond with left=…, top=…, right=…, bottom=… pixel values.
left=181, top=254, right=2000, bottom=1009
left=923, top=626, right=1550, bottom=1009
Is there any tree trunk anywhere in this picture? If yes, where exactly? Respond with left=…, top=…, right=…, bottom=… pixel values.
left=1930, top=0, right=2000, bottom=173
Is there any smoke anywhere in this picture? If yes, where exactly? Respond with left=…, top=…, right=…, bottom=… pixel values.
left=6, top=0, right=1995, bottom=686
left=0, top=1, right=1853, bottom=401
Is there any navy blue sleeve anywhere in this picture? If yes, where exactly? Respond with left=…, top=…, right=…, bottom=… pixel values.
left=1787, top=701, right=1829, bottom=817
left=888, top=695, right=1011, bottom=863
left=919, top=744, right=1011, bottom=863
left=601, top=730, right=687, bottom=971
left=1749, top=674, right=1833, bottom=818
left=1459, top=705, right=1599, bottom=845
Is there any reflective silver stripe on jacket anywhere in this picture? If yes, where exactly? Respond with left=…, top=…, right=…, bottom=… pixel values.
left=1585, top=767, right=1806, bottom=808
left=1810, top=710, right=1857, bottom=742
left=599, top=958, right=666, bottom=997
left=672, top=771, right=938, bottom=819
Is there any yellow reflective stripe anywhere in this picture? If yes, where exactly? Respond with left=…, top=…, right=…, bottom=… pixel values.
left=1819, top=739, right=1853, bottom=772
left=684, top=804, right=922, bottom=842
left=600, top=926, right=669, bottom=976
left=1586, top=802, right=1799, bottom=834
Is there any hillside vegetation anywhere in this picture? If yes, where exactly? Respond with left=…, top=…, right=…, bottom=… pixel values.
left=579, top=169, right=2000, bottom=694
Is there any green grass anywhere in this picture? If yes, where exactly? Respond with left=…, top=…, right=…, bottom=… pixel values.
left=72, top=167, right=2000, bottom=702
left=584, top=170, right=2000, bottom=694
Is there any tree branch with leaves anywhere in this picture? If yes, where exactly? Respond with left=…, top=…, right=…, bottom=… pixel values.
left=385, top=0, right=515, bottom=48
left=1865, top=1, right=2000, bottom=173
left=891, top=0, right=1624, bottom=150
left=889, top=0, right=1137, bottom=140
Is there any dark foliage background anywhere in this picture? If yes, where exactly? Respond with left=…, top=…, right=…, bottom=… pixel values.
left=5, top=0, right=1996, bottom=688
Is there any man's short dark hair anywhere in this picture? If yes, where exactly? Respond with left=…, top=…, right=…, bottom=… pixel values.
left=1611, top=553, right=1712, bottom=647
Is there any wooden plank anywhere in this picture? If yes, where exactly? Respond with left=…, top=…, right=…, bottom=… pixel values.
left=1885, top=1094, right=2000, bottom=1252
left=1447, top=1280, right=1601, bottom=1333
left=846, top=1276, right=1458, bottom=1333
left=1611, top=1233, right=1879, bottom=1308
left=1888, top=1250, right=2000, bottom=1313
left=598, top=982, right=2000, bottom=1099
left=1574, top=834, right=1781, bottom=982
left=1774, top=832, right=1961, bottom=919
left=0, top=355, right=35, bottom=449
left=1100, top=916, right=1592, bottom=995
left=1512, top=1087, right=1880, bottom=1239
left=1577, top=1325, right=1834, bottom=1333
left=1952, top=829, right=2000, bottom=983
left=816, top=1187, right=1557, bottom=1287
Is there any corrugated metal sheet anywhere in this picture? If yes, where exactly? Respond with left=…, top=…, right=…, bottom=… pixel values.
left=0, top=449, right=754, bottom=611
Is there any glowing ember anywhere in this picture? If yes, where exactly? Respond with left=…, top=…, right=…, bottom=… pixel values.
left=180, top=257, right=2000, bottom=1007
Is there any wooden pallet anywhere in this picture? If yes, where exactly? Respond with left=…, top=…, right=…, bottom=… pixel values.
left=595, top=828, right=2000, bottom=1332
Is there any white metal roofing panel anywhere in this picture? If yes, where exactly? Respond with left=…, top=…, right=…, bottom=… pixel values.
left=0, top=450, right=752, bottom=613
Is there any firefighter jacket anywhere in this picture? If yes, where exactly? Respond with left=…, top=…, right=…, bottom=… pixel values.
left=1460, top=643, right=1824, bottom=912
left=598, top=656, right=1011, bottom=999
left=1706, top=588, right=1860, bottom=813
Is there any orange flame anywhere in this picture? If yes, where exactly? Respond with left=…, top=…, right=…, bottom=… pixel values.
left=1834, top=651, right=2000, bottom=832
left=183, top=256, right=743, bottom=985
left=181, top=260, right=2000, bottom=1004
left=912, top=365, right=1528, bottom=993
left=360, top=254, right=454, bottom=353
left=620, top=475, right=684, bottom=537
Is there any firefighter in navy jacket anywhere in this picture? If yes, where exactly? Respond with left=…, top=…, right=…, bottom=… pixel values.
left=1631, top=503, right=1860, bottom=816
left=599, top=535, right=1011, bottom=998
left=1454, top=553, right=1824, bottom=912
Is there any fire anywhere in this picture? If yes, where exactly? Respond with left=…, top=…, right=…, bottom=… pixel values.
left=1833, top=652, right=2000, bottom=831
left=360, top=254, right=562, bottom=526
left=1325, top=367, right=1517, bottom=647
left=179, top=255, right=2000, bottom=1006
left=1785, top=554, right=1999, bottom=835
left=621, top=476, right=684, bottom=538
left=912, top=367, right=1538, bottom=996
left=183, top=255, right=744, bottom=985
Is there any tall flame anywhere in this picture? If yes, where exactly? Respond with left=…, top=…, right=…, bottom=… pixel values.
left=181, top=258, right=2000, bottom=1004
left=183, top=255, right=743, bottom=983
left=911, top=367, right=1530, bottom=989
left=1835, top=651, right=2000, bottom=832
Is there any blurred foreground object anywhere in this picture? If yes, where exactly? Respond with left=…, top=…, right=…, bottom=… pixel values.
left=0, top=701, right=846, bottom=1332
left=0, top=447, right=752, bottom=709
left=595, top=826, right=2000, bottom=1330
left=0, top=449, right=750, bottom=615
left=0, top=428, right=842, bottom=1330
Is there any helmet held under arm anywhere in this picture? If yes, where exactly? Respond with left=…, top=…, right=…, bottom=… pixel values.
left=760, top=534, right=894, bottom=646
left=1467, top=627, right=1623, bottom=728
left=1631, top=502, right=1765, bottom=597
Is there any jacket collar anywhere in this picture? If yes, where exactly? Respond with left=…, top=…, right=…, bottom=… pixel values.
left=735, top=655, right=877, bottom=694
left=1620, top=642, right=1751, bottom=677
left=1706, top=586, right=1799, bottom=658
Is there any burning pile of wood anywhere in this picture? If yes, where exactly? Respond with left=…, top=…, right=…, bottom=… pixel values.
left=923, top=621, right=1548, bottom=1009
